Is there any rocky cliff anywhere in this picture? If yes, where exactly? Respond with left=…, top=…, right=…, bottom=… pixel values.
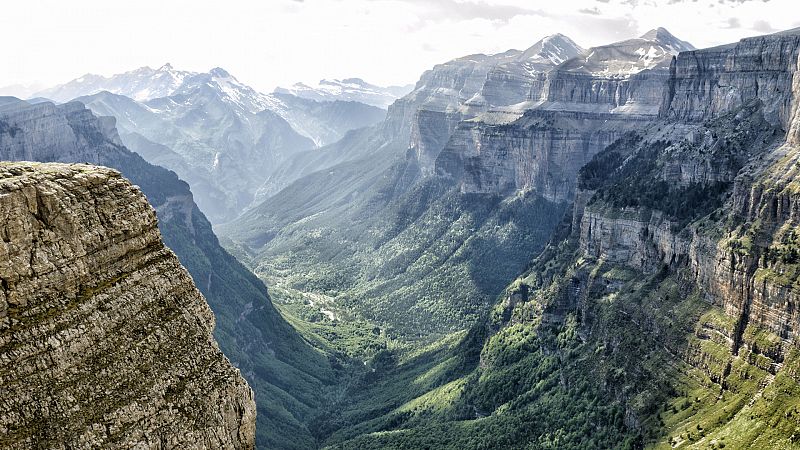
left=0, top=162, right=255, bottom=448
left=662, top=28, right=800, bottom=128
left=436, top=110, right=646, bottom=200
left=385, top=35, right=584, bottom=178
left=547, top=29, right=800, bottom=445
left=579, top=30, right=800, bottom=345
left=434, top=29, right=689, bottom=203
left=0, top=98, right=336, bottom=449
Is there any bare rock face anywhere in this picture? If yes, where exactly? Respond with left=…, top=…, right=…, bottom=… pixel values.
left=578, top=29, right=800, bottom=356
left=662, top=29, right=800, bottom=129
left=385, top=35, right=585, bottom=178
left=435, top=30, right=690, bottom=202
left=436, top=111, right=646, bottom=200
left=0, top=162, right=255, bottom=449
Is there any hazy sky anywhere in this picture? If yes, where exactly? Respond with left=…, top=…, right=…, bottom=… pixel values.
left=1, top=0, right=797, bottom=93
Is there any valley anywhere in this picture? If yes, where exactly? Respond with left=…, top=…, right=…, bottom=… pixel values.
left=215, top=26, right=800, bottom=449
left=3, top=9, right=800, bottom=449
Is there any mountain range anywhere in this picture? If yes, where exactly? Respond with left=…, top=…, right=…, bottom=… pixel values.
left=275, top=78, right=413, bottom=109
left=23, top=65, right=397, bottom=222
left=5, top=23, right=800, bottom=450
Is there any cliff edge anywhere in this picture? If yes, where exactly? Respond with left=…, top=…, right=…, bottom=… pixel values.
left=0, top=162, right=255, bottom=449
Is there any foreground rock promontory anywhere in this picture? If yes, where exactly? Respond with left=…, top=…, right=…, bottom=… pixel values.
left=0, top=162, right=255, bottom=449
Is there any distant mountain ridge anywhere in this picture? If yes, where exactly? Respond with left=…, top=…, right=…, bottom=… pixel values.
left=31, top=65, right=395, bottom=147
left=34, top=63, right=194, bottom=102
left=275, top=78, right=413, bottom=109
left=29, top=65, right=389, bottom=222
left=73, top=69, right=318, bottom=222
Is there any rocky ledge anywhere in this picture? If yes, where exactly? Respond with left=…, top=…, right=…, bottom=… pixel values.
left=0, top=162, right=255, bottom=449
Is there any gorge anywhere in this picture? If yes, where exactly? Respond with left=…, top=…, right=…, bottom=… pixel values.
left=3, top=15, right=800, bottom=450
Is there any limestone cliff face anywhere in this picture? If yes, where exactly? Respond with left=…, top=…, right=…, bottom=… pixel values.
left=662, top=29, right=800, bottom=129
left=436, top=111, right=646, bottom=201
left=578, top=30, right=800, bottom=358
left=385, top=36, right=583, bottom=179
left=0, top=162, right=255, bottom=449
left=434, top=32, right=685, bottom=202
left=392, top=54, right=524, bottom=178
left=580, top=209, right=688, bottom=271
left=0, top=101, right=123, bottom=164
left=540, top=69, right=669, bottom=116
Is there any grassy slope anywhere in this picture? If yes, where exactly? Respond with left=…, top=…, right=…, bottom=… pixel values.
left=290, top=103, right=800, bottom=449
left=223, top=150, right=566, bottom=340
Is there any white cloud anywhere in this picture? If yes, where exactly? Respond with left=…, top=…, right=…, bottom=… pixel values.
left=0, top=0, right=796, bottom=94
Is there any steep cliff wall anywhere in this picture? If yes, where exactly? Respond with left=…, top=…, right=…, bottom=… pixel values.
left=385, top=36, right=584, bottom=179
left=578, top=30, right=800, bottom=350
left=436, top=110, right=648, bottom=201
left=540, top=69, right=669, bottom=116
left=0, top=101, right=123, bottom=163
left=661, top=29, right=800, bottom=129
left=0, top=162, right=255, bottom=448
left=434, top=32, right=684, bottom=202
left=0, top=98, right=336, bottom=449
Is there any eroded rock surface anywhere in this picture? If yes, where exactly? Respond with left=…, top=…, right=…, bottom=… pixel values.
left=0, top=162, right=255, bottom=449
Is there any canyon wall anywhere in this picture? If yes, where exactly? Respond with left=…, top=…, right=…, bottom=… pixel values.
left=661, top=30, right=800, bottom=128
left=434, top=35, right=680, bottom=202
left=0, top=162, right=255, bottom=449
left=578, top=30, right=800, bottom=357
left=436, top=111, right=647, bottom=201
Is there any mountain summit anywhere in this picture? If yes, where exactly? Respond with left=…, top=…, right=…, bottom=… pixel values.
left=275, top=78, right=413, bottom=108
left=520, top=33, right=585, bottom=66
left=34, top=63, right=195, bottom=102
left=639, top=27, right=696, bottom=53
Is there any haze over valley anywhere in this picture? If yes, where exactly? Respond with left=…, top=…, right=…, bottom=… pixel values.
left=3, top=1, right=800, bottom=449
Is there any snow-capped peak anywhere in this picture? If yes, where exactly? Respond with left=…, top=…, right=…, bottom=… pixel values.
left=33, top=63, right=197, bottom=103
left=274, top=78, right=413, bottom=108
left=521, top=33, right=584, bottom=66
left=639, top=27, right=695, bottom=54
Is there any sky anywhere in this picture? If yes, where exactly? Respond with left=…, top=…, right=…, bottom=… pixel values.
left=1, top=0, right=798, bottom=94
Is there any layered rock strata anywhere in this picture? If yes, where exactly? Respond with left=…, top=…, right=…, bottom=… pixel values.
left=578, top=29, right=800, bottom=354
left=0, top=162, right=255, bottom=449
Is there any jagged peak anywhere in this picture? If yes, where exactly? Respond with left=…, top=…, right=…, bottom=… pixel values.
left=639, top=27, right=695, bottom=51
left=521, top=33, right=584, bottom=65
left=209, top=67, right=233, bottom=79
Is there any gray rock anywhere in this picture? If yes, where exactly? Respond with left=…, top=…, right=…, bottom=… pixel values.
left=0, top=162, right=256, bottom=449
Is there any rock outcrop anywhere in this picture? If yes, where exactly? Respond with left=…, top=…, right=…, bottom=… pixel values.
left=661, top=28, right=800, bottom=128
left=0, top=162, right=255, bottom=449
left=435, top=29, right=690, bottom=202
left=0, top=97, right=332, bottom=449
left=578, top=29, right=800, bottom=354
